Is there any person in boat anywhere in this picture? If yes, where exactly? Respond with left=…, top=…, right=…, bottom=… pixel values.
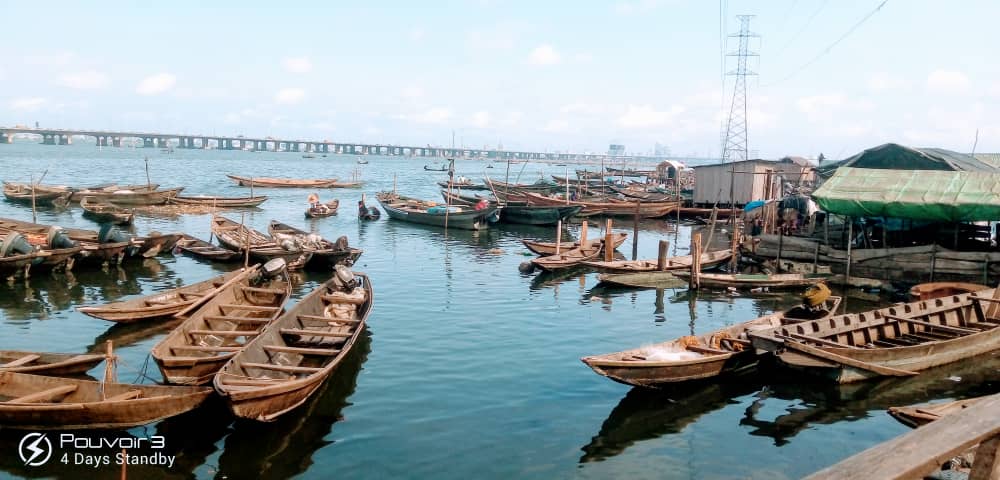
left=358, top=199, right=368, bottom=217
left=475, top=198, right=488, bottom=211
left=308, top=193, right=329, bottom=214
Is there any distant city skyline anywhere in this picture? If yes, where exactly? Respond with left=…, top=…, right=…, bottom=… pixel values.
left=1, top=1, right=997, bottom=158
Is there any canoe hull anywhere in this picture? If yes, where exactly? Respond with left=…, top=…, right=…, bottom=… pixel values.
left=500, top=206, right=583, bottom=225
left=378, top=198, right=498, bottom=230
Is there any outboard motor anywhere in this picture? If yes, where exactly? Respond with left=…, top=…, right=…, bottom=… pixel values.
left=261, top=258, right=287, bottom=279
left=46, top=227, right=77, bottom=249
left=332, top=264, right=357, bottom=291
left=98, top=224, right=132, bottom=244
left=0, top=232, right=34, bottom=258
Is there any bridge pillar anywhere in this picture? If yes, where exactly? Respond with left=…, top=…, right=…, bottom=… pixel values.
left=59, top=135, right=71, bottom=145
left=41, top=134, right=55, bottom=145
left=156, top=138, right=167, bottom=148
left=143, top=137, right=155, bottom=148
left=96, top=136, right=107, bottom=147
left=0, top=132, right=10, bottom=144
left=112, top=137, right=122, bottom=147
left=292, top=143, right=300, bottom=152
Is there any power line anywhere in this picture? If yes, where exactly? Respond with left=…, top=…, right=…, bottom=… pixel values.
left=773, top=0, right=828, bottom=57
left=765, top=0, right=889, bottom=86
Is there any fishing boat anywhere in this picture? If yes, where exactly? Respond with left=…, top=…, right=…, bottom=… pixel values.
left=328, top=181, right=363, bottom=188
left=65, top=183, right=160, bottom=203
left=77, top=269, right=245, bottom=322
left=103, top=186, right=184, bottom=206
left=0, top=371, right=212, bottom=429
left=2, top=182, right=71, bottom=208
left=211, top=216, right=313, bottom=270
left=132, top=232, right=183, bottom=258
left=909, top=282, right=989, bottom=301
left=748, top=286, right=1000, bottom=383
left=582, top=250, right=733, bottom=274
left=607, top=184, right=676, bottom=202
left=214, top=266, right=373, bottom=421
left=581, top=296, right=842, bottom=387
left=0, top=350, right=105, bottom=376
left=376, top=192, right=499, bottom=230
left=437, top=179, right=491, bottom=191
left=0, top=250, right=46, bottom=279
left=305, top=199, right=339, bottom=218
left=519, top=191, right=678, bottom=218
left=532, top=243, right=602, bottom=272
left=357, top=157, right=369, bottom=164
left=523, top=232, right=628, bottom=256
left=671, top=272, right=830, bottom=289
left=267, top=221, right=363, bottom=270
left=501, top=205, right=584, bottom=225
left=176, top=234, right=243, bottom=262
left=226, top=175, right=340, bottom=188
left=597, top=271, right=688, bottom=289
left=424, top=165, right=448, bottom=172
left=151, top=261, right=291, bottom=385
left=484, top=178, right=556, bottom=193
left=80, top=196, right=134, bottom=225
left=888, top=396, right=986, bottom=428
left=302, top=154, right=316, bottom=159
left=0, top=218, right=131, bottom=266
left=168, top=195, right=269, bottom=208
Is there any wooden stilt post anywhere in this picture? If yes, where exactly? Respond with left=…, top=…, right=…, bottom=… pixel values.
left=604, top=219, right=613, bottom=262
left=581, top=220, right=588, bottom=248
left=930, top=243, right=937, bottom=282
left=690, top=232, right=702, bottom=288
left=555, top=220, right=562, bottom=255
left=813, top=242, right=820, bottom=274
left=658, top=240, right=669, bottom=271
left=632, top=200, right=640, bottom=261
left=846, top=217, right=853, bottom=284
left=730, top=218, right=740, bottom=270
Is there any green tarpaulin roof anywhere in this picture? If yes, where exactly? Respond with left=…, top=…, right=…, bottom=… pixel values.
left=813, top=167, right=1000, bottom=222
left=817, top=143, right=997, bottom=178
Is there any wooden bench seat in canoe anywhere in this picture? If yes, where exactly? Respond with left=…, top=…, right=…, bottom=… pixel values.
left=104, top=390, right=143, bottom=401
left=240, top=287, right=287, bottom=295
left=279, top=328, right=352, bottom=338
left=297, top=314, right=362, bottom=325
left=1, top=354, right=41, bottom=368
left=219, top=304, right=280, bottom=311
left=204, top=315, right=271, bottom=324
left=188, top=330, right=261, bottom=337
left=170, top=345, right=243, bottom=353
left=240, top=363, right=323, bottom=374
left=263, top=345, right=340, bottom=356
left=6, top=385, right=77, bottom=403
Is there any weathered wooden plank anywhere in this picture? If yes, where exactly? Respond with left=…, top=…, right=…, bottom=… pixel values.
left=781, top=340, right=918, bottom=377
left=6, top=385, right=77, bottom=403
left=971, top=436, right=1000, bottom=480
left=263, top=345, right=339, bottom=356
left=805, top=393, right=1000, bottom=479
left=1, top=354, right=41, bottom=368
left=241, top=362, right=322, bottom=374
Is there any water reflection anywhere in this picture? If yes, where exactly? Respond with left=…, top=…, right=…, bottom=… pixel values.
left=215, top=329, right=372, bottom=478
left=741, top=351, right=1000, bottom=446
left=580, top=372, right=764, bottom=463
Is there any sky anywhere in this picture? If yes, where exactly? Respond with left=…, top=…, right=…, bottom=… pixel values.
left=1, top=0, right=997, bottom=159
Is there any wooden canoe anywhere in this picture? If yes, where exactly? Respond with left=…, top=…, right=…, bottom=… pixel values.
left=0, top=351, right=105, bottom=376
left=437, top=180, right=491, bottom=191
left=888, top=396, right=987, bottom=428
left=176, top=234, right=243, bottom=262
left=227, top=175, right=339, bottom=188
left=909, top=282, right=989, bottom=301
left=77, top=269, right=244, bottom=322
left=671, top=272, right=830, bottom=289
left=151, top=264, right=291, bottom=385
left=523, top=232, right=628, bottom=256
left=519, top=191, right=679, bottom=218
left=582, top=250, right=732, bottom=273
left=169, top=195, right=269, bottom=207
left=132, top=232, right=182, bottom=258
left=501, top=205, right=584, bottom=225
left=101, top=187, right=184, bottom=206
left=215, top=268, right=373, bottom=421
left=376, top=192, right=499, bottom=230
left=80, top=196, right=134, bottom=225
left=582, top=297, right=842, bottom=387
left=2, top=183, right=71, bottom=208
left=304, top=200, right=339, bottom=218
left=267, top=221, right=363, bottom=270
left=749, top=286, right=1000, bottom=383
left=597, top=271, right=689, bottom=289
left=211, top=216, right=313, bottom=270
left=328, top=181, right=363, bottom=188
left=0, top=218, right=131, bottom=266
left=0, top=371, right=212, bottom=429
left=532, top=242, right=602, bottom=272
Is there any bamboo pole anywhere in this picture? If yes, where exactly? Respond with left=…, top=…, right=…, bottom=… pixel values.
left=241, top=213, right=250, bottom=269
left=632, top=200, right=640, bottom=261
left=690, top=232, right=702, bottom=289
left=846, top=217, right=853, bottom=283
left=144, top=157, right=151, bottom=190
left=604, top=219, right=613, bottom=262
left=581, top=219, right=588, bottom=247
left=555, top=220, right=562, bottom=255
left=729, top=217, right=740, bottom=270
left=30, top=174, right=36, bottom=224
left=705, top=204, right=719, bottom=250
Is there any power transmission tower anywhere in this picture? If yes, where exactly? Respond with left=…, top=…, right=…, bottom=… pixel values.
left=721, top=15, right=759, bottom=163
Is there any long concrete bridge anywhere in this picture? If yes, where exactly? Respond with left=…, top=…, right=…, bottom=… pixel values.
left=0, top=127, right=671, bottom=163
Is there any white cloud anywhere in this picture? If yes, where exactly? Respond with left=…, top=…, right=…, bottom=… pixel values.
left=136, top=73, right=177, bottom=95
left=274, top=87, right=306, bottom=104
left=401, top=86, right=424, bottom=99
left=926, top=69, right=969, bottom=93
left=282, top=57, right=313, bottom=74
left=471, top=111, right=491, bottom=128
left=10, top=97, right=47, bottom=111
left=617, top=104, right=684, bottom=128
left=543, top=119, right=571, bottom=133
left=528, top=45, right=560, bottom=66
left=410, top=28, right=426, bottom=41
left=396, top=107, right=453, bottom=124
left=57, top=71, right=108, bottom=90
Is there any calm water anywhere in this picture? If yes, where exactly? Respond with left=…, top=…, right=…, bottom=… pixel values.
left=0, top=142, right=997, bottom=479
